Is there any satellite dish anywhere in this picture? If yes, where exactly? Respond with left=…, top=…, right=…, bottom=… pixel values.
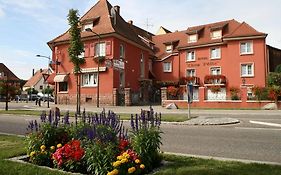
left=110, top=7, right=117, bottom=25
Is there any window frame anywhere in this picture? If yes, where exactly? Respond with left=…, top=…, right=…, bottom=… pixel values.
left=240, top=41, right=253, bottom=55
left=166, top=45, right=173, bottom=53
left=81, top=73, right=98, bottom=87
left=188, top=34, right=198, bottom=43
left=240, top=63, right=254, bottom=77
left=210, top=47, right=221, bottom=59
left=186, top=50, right=196, bottom=62
left=120, top=44, right=125, bottom=58
left=58, top=82, right=68, bottom=92
left=83, top=23, right=93, bottom=32
left=211, top=30, right=222, bottom=40
left=210, top=66, right=221, bottom=75
left=186, top=68, right=196, bottom=77
left=163, top=62, right=172, bottom=73
left=95, top=42, right=106, bottom=57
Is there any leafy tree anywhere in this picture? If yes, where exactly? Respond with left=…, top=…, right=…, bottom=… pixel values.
left=0, top=79, right=21, bottom=110
left=67, top=9, right=85, bottom=114
left=42, top=86, right=54, bottom=95
left=25, top=88, right=38, bottom=95
left=267, top=72, right=281, bottom=107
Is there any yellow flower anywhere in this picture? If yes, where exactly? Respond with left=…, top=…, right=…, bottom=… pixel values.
left=112, top=169, right=119, bottom=175
left=112, top=161, right=121, bottom=167
left=140, top=164, right=145, bottom=169
left=29, top=151, right=36, bottom=157
left=123, top=152, right=130, bottom=159
left=57, top=143, right=62, bottom=148
left=107, top=172, right=113, bottom=175
left=117, top=155, right=123, bottom=160
left=50, top=146, right=55, bottom=150
left=40, top=145, right=46, bottom=150
left=128, top=167, right=136, bottom=174
left=135, top=159, right=140, bottom=164
left=121, top=158, right=128, bottom=164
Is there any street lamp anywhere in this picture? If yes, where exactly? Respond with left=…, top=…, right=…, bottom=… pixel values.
left=85, top=28, right=101, bottom=108
left=36, top=54, right=50, bottom=108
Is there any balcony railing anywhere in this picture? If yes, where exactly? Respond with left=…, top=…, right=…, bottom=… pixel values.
left=179, top=76, right=200, bottom=86
left=204, top=75, right=226, bottom=85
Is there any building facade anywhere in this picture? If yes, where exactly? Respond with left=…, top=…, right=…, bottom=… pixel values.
left=47, top=0, right=279, bottom=108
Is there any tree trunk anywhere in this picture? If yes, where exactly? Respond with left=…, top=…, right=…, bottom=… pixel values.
left=76, top=74, right=80, bottom=115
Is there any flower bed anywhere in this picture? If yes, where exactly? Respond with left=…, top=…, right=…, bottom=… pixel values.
left=25, top=108, right=162, bottom=175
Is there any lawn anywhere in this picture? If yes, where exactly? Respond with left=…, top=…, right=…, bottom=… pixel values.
left=0, top=110, right=194, bottom=122
left=1, top=134, right=281, bottom=175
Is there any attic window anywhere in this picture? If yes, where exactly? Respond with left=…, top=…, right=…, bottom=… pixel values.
left=211, top=30, right=222, bottom=39
left=83, top=23, right=93, bottom=32
left=166, top=45, right=173, bottom=53
left=188, top=34, right=197, bottom=43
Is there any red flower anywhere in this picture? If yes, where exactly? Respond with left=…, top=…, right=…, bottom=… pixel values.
left=119, top=138, right=130, bottom=151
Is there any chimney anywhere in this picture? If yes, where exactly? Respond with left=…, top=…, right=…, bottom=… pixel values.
left=40, top=69, right=42, bottom=73
left=114, top=5, right=120, bottom=15
left=128, top=20, right=133, bottom=25
left=32, top=69, right=35, bottom=76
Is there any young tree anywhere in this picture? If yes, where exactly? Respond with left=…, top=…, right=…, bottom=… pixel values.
left=0, top=79, right=20, bottom=111
left=67, top=9, right=85, bottom=114
left=267, top=72, right=281, bottom=107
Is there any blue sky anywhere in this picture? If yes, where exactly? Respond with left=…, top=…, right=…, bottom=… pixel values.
left=0, top=0, right=281, bottom=80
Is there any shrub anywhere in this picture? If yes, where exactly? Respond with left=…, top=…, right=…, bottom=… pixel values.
left=229, top=87, right=241, bottom=100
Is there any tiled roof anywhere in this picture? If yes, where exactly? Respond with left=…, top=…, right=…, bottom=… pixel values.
left=0, top=63, right=20, bottom=81
left=24, top=69, right=48, bottom=87
left=152, top=19, right=267, bottom=60
left=48, top=0, right=150, bottom=50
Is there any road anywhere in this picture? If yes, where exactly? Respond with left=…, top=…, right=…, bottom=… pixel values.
left=0, top=102, right=281, bottom=164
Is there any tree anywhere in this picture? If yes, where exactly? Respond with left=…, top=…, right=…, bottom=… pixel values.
left=0, top=79, right=20, bottom=111
left=67, top=9, right=85, bottom=115
left=275, top=64, right=281, bottom=73
left=267, top=72, right=281, bottom=107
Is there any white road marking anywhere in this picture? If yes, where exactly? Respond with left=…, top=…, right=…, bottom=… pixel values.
left=250, top=120, right=281, bottom=127
left=235, top=127, right=281, bottom=131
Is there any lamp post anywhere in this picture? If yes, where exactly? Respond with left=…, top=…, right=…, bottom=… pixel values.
left=36, top=54, right=50, bottom=108
left=85, top=28, right=101, bottom=108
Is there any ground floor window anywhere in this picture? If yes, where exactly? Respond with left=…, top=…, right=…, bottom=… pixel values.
left=183, top=86, right=199, bottom=100
left=59, top=82, right=68, bottom=92
left=82, top=73, right=98, bottom=87
left=207, top=87, right=226, bottom=100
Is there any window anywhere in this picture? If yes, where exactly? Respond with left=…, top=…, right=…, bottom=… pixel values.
left=120, top=44, right=125, bottom=58
left=166, top=45, right=173, bottom=53
left=240, top=41, right=253, bottom=54
left=78, top=52, right=85, bottom=59
left=83, top=23, right=93, bottom=32
left=210, top=67, right=221, bottom=75
left=82, top=73, right=98, bottom=87
left=39, top=85, right=43, bottom=90
left=59, top=82, right=68, bottom=92
left=163, top=62, right=172, bottom=72
left=95, top=42, right=106, bottom=57
left=188, top=34, right=197, bottom=43
left=241, top=64, right=254, bottom=77
left=211, top=30, right=222, bottom=39
left=186, top=69, right=196, bottom=77
left=186, top=51, right=195, bottom=61
left=210, top=48, right=221, bottom=59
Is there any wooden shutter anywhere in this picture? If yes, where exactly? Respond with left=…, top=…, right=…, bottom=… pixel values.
left=106, top=41, right=112, bottom=56
left=90, top=43, right=96, bottom=57
left=84, top=44, right=90, bottom=58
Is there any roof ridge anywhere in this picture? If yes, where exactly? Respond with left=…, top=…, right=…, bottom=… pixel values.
left=187, top=19, right=235, bottom=30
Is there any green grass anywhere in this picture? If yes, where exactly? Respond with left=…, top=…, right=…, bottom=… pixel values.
left=1, top=135, right=281, bottom=175
left=0, top=110, right=193, bottom=122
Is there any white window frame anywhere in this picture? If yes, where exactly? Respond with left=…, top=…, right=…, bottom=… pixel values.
left=241, top=63, right=254, bottom=77
left=78, top=52, right=85, bottom=59
left=163, top=62, right=172, bottom=73
left=240, top=41, right=253, bottom=55
left=211, top=30, right=222, bottom=39
left=186, top=69, right=196, bottom=77
left=83, top=23, right=93, bottom=32
left=120, top=44, right=125, bottom=58
left=210, top=67, right=221, bottom=75
left=188, top=34, right=197, bottom=43
left=186, top=51, right=196, bottom=62
left=95, top=42, right=106, bottom=57
left=210, top=47, right=221, bottom=59
left=166, top=45, right=173, bottom=53
left=82, top=73, right=98, bottom=87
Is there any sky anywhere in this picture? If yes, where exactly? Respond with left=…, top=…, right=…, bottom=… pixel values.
left=0, top=0, right=281, bottom=80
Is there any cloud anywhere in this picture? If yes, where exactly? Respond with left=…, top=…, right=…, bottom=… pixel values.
left=1, top=0, right=46, bottom=10
left=0, top=5, right=4, bottom=18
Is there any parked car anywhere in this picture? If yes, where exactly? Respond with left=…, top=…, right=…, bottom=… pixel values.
left=39, top=96, right=54, bottom=102
left=28, top=94, right=40, bottom=101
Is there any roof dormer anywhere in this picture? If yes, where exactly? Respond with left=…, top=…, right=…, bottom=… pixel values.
left=188, top=34, right=198, bottom=43
left=81, top=17, right=100, bottom=32
left=210, top=23, right=228, bottom=39
left=163, top=40, right=179, bottom=53
left=186, top=26, right=204, bottom=43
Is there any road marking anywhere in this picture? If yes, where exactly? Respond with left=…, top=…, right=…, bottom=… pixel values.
left=235, top=127, right=281, bottom=131
left=250, top=120, right=281, bottom=128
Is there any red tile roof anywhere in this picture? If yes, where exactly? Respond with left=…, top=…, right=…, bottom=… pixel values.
left=224, top=22, right=266, bottom=38
left=48, top=0, right=150, bottom=50
left=24, top=69, right=48, bottom=87
left=0, top=63, right=20, bottom=81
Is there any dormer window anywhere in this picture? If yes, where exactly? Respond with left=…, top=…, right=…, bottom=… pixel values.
left=211, top=30, right=222, bottom=39
left=188, top=34, right=197, bottom=43
left=83, top=23, right=93, bottom=32
left=166, top=45, right=173, bottom=53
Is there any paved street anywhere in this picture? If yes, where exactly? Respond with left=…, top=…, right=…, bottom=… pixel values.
left=0, top=102, right=281, bottom=164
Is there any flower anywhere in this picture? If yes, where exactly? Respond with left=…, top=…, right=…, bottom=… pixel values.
left=140, top=164, right=145, bottom=169
left=40, top=145, right=46, bottom=150
left=113, top=161, right=121, bottom=167
left=29, top=151, right=36, bottom=157
left=135, top=159, right=140, bottom=164
left=121, top=158, right=128, bottom=164
left=128, top=167, right=136, bottom=174
left=112, top=169, right=119, bottom=175
left=50, top=146, right=55, bottom=150
left=57, top=143, right=62, bottom=148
